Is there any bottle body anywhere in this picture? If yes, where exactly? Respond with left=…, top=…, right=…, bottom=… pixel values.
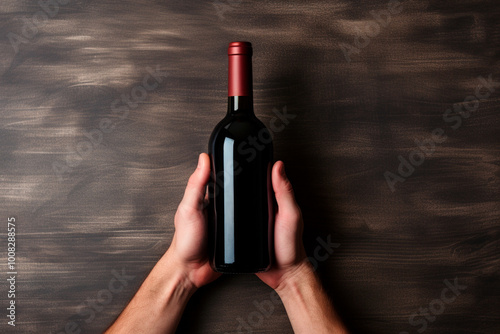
left=208, top=42, right=273, bottom=273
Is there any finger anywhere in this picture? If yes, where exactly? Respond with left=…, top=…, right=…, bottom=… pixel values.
left=272, top=161, right=301, bottom=219
left=180, top=153, right=211, bottom=211
left=271, top=161, right=305, bottom=266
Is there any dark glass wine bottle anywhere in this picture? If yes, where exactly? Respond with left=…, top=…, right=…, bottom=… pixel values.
left=208, top=41, right=273, bottom=273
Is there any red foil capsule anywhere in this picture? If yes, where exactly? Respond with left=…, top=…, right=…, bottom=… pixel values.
left=228, top=41, right=253, bottom=97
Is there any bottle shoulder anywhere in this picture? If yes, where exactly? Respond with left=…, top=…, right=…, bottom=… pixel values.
left=209, top=114, right=268, bottom=142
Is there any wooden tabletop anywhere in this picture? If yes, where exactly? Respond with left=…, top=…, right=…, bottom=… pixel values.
left=1, top=1, right=499, bottom=333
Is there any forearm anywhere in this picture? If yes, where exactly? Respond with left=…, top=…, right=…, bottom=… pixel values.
left=105, top=250, right=196, bottom=334
left=276, top=262, right=349, bottom=334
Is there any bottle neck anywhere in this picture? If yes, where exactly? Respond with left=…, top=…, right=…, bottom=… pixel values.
left=227, top=96, right=254, bottom=115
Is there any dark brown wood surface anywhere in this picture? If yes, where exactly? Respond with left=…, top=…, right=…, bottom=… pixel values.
left=1, top=0, right=499, bottom=333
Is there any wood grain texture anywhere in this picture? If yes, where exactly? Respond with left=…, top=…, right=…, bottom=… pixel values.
left=1, top=0, right=499, bottom=333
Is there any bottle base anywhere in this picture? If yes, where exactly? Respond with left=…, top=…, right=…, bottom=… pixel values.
left=211, top=263, right=271, bottom=274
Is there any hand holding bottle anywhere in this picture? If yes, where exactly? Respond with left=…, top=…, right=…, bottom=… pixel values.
left=258, top=161, right=350, bottom=334
left=256, top=160, right=308, bottom=289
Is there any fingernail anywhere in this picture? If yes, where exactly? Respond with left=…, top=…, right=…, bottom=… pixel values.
left=197, top=154, right=203, bottom=168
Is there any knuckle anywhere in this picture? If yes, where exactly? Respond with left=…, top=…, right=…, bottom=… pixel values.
left=280, top=206, right=302, bottom=222
left=176, top=203, right=196, bottom=220
left=187, top=173, right=198, bottom=188
left=282, top=178, right=294, bottom=194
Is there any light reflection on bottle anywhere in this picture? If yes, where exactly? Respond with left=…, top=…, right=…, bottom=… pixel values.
left=223, top=137, right=235, bottom=264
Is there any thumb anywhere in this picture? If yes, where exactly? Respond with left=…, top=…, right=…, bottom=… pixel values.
left=271, top=161, right=305, bottom=266
left=179, top=153, right=211, bottom=212
left=272, top=161, right=301, bottom=220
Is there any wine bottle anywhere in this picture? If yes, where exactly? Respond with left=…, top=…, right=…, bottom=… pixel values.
left=208, top=41, right=274, bottom=273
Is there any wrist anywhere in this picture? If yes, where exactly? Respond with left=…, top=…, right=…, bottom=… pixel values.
left=134, top=249, right=197, bottom=312
left=106, top=250, right=197, bottom=334
left=275, top=259, right=316, bottom=297
left=157, top=249, right=198, bottom=297
left=273, top=260, right=349, bottom=334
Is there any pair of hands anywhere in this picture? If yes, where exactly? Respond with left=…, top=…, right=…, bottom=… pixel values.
left=169, top=153, right=309, bottom=291
left=106, top=153, right=348, bottom=334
